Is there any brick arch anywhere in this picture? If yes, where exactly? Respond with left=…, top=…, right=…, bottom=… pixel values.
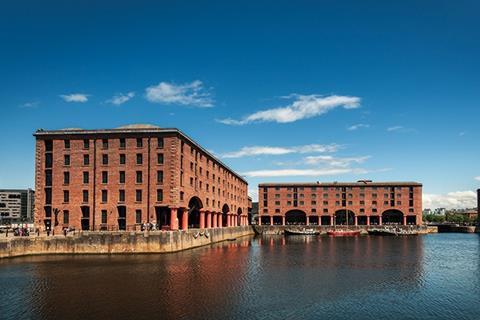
left=188, top=197, right=203, bottom=228
left=334, top=209, right=355, bottom=225
left=382, top=209, right=404, bottom=225
left=285, top=209, right=307, bottom=225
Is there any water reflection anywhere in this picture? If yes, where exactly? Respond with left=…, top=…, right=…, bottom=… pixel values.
left=0, top=234, right=479, bottom=320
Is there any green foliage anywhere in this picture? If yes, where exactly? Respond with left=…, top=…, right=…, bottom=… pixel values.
left=423, top=214, right=445, bottom=223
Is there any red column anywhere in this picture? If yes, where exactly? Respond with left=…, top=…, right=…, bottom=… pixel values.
left=259, top=215, right=262, bottom=225
left=379, top=216, right=383, bottom=226
left=181, top=209, right=188, bottom=230
left=403, top=215, right=407, bottom=226
left=282, top=216, right=285, bottom=226
left=331, top=216, right=334, bottom=226
left=306, top=216, right=310, bottom=226
left=199, top=210, right=205, bottom=229
left=206, top=212, right=211, bottom=228
left=366, top=216, right=370, bottom=226
left=212, top=212, right=217, bottom=228
left=270, top=216, right=273, bottom=226
left=170, top=208, right=178, bottom=230
left=218, top=213, right=222, bottom=228
left=354, top=216, right=358, bottom=226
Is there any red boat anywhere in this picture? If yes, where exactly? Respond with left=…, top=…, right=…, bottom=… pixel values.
left=327, top=229, right=361, bottom=237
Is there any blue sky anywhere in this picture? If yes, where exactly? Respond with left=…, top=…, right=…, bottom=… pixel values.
left=1, top=0, right=479, bottom=208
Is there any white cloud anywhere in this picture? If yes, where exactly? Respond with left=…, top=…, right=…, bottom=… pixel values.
left=218, top=94, right=360, bottom=125
left=347, top=123, right=370, bottom=131
left=304, top=155, right=370, bottom=167
left=145, top=80, right=213, bottom=107
left=248, top=188, right=259, bottom=202
left=423, top=191, right=477, bottom=209
left=387, top=125, right=403, bottom=132
left=475, top=176, right=480, bottom=181
left=459, top=132, right=466, bottom=137
left=20, top=101, right=39, bottom=108
left=60, top=93, right=89, bottom=103
left=221, top=144, right=340, bottom=158
left=107, top=92, right=135, bottom=105
left=242, top=168, right=368, bottom=178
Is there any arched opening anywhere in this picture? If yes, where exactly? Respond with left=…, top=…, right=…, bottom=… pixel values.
left=382, top=209, right=404, bottom=225
left=222, top=204, right=230, bottom=227
left=335, top=210, right=355, bottom=226
left=237, top=208, right=242, bottom=226
left=117, top=206, right=126, bottom=230
left=188, top=197, right=203, bottom=228
left=285, top=210, right=307, bottom=225
left=309, top=216, right=319, bottom=225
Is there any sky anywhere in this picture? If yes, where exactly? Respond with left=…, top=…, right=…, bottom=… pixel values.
left=1, top=0, right=479, bottom=209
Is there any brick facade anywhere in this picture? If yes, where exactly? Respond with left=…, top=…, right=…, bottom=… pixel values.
left=258, top=181, right=422, bottom=226
left=34, top=126, right=249, bottom=232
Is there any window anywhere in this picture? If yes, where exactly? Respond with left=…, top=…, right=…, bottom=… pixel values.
left=63, top=190, right=69, bottom=203
left=157, top=189, right=163, bottom=202
left=45, top=188, right=52, bottom=204
left=82, top=190, right=88, bottom=203
left=45, top=153, right=53, bottom=168
left=136, top=153, right=143, bottom=165
left=157, top=153, right=164, bottom=165
left=119, top=171, right=125, bottom=183
left=63, top=210, right=69, bottom=224
left=136, top=190, right=142, bottom=202
left=136, top=138, right=143, bottom=148
left=157, top=170, right=163, bottom=183
left=83, top=154, right=89, bottom=165
left=101, top=210, right=107, bottom=224
left=311, top=201, right=317, bottom=205
left=119, top=154, right=126, bottom=165
left=136, top=171, right=143, bottom=183
left=64, top=154, right=70, bottom=166
left=136, top=210, right=142, bottom=224
left=102, top=139, right=109, bottom=149
left=45, top=170, right=52, bottom=186
left=119, top=190, right=125, bottom=202
left=83, top=171, right=89, bottom=184
left=275, top=201, right=280, bottom=205
left=83, top=139, right=89, bottom=149
left=45, top=140, right=53, bottom=152
left=102, top=154, right=108, bottom=165
left=323, top=201, right=328, bottom=205
left=119, top=138, right=126, bottom=149
left=101, top=190, right=108, bottom=203
left=64, top=140, right=70, bottom=149
left=102, top=171, right=108, bottom=184
left=63, top=172, right=70, bottom=184
left=157, top=137, right=164, bottom=149
left=190, top=177, right=194, bottom=186
left=180, top=191, right=184, bottom=201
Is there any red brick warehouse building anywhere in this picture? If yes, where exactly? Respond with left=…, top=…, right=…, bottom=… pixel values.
left=34, top=125, right=249, bottom=233
left=258, top=181, right=422, bottom=226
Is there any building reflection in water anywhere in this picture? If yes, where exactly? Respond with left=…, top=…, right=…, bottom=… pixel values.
left=0, top=235, right=426, bottom=320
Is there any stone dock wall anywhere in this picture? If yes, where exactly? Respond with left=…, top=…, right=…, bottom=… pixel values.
left=253, top=225, right=435, bottom=235
left=0, top=226, right=254, bottom=259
